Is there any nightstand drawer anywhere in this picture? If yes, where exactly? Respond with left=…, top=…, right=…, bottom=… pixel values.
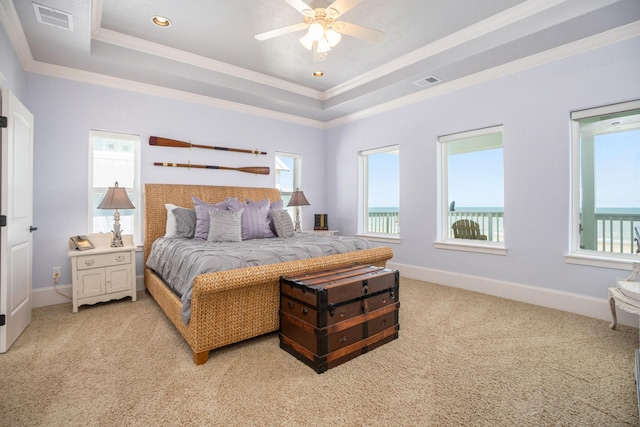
left=76, top=252, right=132, bottom=270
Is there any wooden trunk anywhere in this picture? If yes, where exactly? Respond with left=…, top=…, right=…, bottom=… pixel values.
left=279, top=265, right=400, bottom=373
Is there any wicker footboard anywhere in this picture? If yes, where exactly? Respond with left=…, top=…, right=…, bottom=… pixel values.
left=144, top=246, right=393, bottom=365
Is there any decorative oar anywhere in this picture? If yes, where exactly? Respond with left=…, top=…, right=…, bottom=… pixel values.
left=153, top=162, right=270, bottom=175
left=149, top=136, right=266, bottom=155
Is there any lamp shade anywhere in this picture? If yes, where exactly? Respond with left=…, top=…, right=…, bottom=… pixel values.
left=287, top=190, right=310, bottom=207
left=97, top=182, right=135, bottom=210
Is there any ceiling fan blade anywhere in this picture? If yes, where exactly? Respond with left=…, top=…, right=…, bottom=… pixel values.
left=282, top=0, right=314, bottom=16
left=333, top=21, right=385, bottom=43
left=255, top=22, right=309, bottom=41
left=328, top=0, right=365, bottom=17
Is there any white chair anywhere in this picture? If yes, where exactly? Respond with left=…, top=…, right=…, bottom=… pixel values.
left=609, top=263, right=640, bottom=329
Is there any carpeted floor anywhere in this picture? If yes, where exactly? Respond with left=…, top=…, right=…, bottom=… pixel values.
left=1, top=278, right=638, bottom=426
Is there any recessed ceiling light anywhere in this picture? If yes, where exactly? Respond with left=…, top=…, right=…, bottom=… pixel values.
left=312, top=71, right=324, bottom=78
left=152, top=16, right=171, bottom=27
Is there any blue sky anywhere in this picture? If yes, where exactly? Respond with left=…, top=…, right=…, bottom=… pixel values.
left=280, top=128, right=640, bottom=211
left=448, top=148, right=504, bottom=208
left=368, top=152, right=399, bottom=208
left=594, top=129, right=640, bottom=208
left=447, top=129, right=640, bottom=210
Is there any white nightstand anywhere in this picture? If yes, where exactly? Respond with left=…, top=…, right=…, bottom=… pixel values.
left=68, top=233, right=137, bottom=313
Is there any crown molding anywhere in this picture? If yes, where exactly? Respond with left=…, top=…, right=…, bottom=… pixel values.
left=91, top=0, right=103, bottom=30
left=323, top=0, right=573, bottom=100
left=26, top=60, right=326, bottom=129
left=0, top=0, right=34, bottom=70
left=325, top=22, right=640, bottom=128
left=91, top=28, right=323, bottom=101
left=2, top=0, right=638, bottom=130
left=90, top=1, right=320, bottom=101
left=13, top=21, right=640, bottom=130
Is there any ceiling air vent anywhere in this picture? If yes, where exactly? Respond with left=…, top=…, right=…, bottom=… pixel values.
left=413, top=75, right=441, bottom=88
left=33, top=3, right=73, bottom=31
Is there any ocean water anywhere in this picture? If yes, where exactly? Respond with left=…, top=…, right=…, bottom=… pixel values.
left=595, top=208, right=640, bottom=215
left=369, top=207, right=399, bottom=213
left=368, top=206, right=639, bottom=252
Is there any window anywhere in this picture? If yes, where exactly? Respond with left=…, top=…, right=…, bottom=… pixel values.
left=570, top=100, right=640, bottom=261
left=358, top=146, right=399, bottom=237
left=89, top=130, right=141, bottom=244
left=275, top=152, right=301, bottom=211
left=437, top=126, right=505, bottom=252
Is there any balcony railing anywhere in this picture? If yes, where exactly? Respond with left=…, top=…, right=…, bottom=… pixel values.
left=368, top=211, right=399, bottom=234
left=588, top=213, right=640, bottom=254
left=367, top=209, right=640, bottom=254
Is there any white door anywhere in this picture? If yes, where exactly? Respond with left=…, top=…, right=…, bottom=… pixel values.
left=0, top=89, right=34, bottom=353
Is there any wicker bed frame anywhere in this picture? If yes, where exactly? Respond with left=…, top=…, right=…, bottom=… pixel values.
left=143, top=184, right=394, bottom=365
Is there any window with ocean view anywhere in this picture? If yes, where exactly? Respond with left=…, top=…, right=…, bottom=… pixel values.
left=89, top=130, right=140, bottom=244
left=437, top=126, right=505, bottom=251
left=571, top=101, right=640, bottom=259
left=358, top=146, right=399, bottom=237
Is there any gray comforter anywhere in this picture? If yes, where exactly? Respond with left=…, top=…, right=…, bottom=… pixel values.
left=146, top=233, right=375, bottom=324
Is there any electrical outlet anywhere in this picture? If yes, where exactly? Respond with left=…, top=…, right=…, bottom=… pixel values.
left=53, top=267, right=61, bottom=283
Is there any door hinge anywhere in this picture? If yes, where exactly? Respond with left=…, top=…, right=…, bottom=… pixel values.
left=0, top=215, right=6, bottom=227
left=0, top=314, right=5, bottom=326
left=0, top=116, right=6, bottom=128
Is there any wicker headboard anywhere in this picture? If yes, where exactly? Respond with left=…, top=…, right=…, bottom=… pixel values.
left=143, top=184, right=282, bottom=263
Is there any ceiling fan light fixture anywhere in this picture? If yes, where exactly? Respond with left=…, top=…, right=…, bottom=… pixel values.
left=308, top=22, right=325, bottom=40
left=299, top=33, right=315, bottom=50
left=254, top=1, right=384, bottom=62
left=316, top=38, right=331, bottom=53
left=325, top=28, right=341, bottom=47
left=152, top=15, right=171, bottom=27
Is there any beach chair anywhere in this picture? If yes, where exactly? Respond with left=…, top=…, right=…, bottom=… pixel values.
left=452, top=219, right=487, bottom=240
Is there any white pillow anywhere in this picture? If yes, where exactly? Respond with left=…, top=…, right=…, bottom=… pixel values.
left=164, top=203, right=178, bottom=237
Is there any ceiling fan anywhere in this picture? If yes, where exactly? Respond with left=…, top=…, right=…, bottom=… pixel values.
left=255, top=0, right=385, bottom=61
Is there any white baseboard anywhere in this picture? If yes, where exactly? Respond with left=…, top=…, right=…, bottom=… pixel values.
left=33, top=275, right=145, bottom=308
left=33, top=266, right=638, bottom=329
left=387, top=261, right=639, bottom=328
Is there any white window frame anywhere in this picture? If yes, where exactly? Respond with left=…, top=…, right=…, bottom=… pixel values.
left=357, top=145, right=400, bottom=241
left=565, top=99, right=640, bottom=270
left=89, top=130, right=141, bottom=245
left=275, top=151, right=302, bottom=214
left=434, top=125, right=506, bottom=255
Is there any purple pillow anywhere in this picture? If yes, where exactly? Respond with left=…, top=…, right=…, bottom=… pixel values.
left=247, top=198, right=283, bottom=235
left=229, top=198, right=275, bottom=240
left=192, top=196, right=234, bottom=241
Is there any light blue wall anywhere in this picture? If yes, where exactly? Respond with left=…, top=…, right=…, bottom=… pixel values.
left=23, top=75, right=325, bottom=290
left=0, top=18, right=26, bottom=102
left=326, top=36, right=640, bottom=299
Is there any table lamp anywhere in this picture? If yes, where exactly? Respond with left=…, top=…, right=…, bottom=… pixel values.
left=287, top=189, right=310, bottom=232
left=97, top=182, right=135, bottom=246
